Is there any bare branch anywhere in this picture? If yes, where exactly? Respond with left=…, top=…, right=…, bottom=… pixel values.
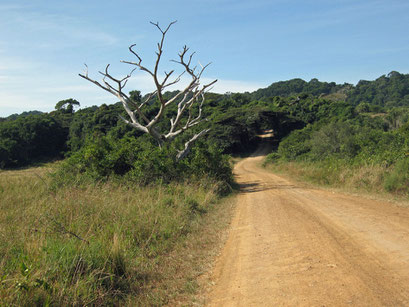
left=79, top=21, right=216, bottom=160
left=45, top=215, right=89, bottom=244
left=161, top=70, right=174, bottom=87
left=128, top=44, right=142, bottom=63
left=176, top=129, right=211, bottom=161
left=79, top=72, right=117, bottom=96
left=119, top=115, right=148, bottom=133
left=83, top=63, right=89, bottom=77
left=150, top=20, right=177, bottom=35
left=140, top=91, right=157, bottom=108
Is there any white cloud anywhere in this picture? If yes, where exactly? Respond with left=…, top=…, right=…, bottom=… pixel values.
left=204, top=78, right=266, bottom=94
left=123, top=73, right=265, bottom=95
left=0, top=73, right=267, bottom=116
left=126, top=74, right=159, bottom=93
left=0, top=91, right=49, bottom=114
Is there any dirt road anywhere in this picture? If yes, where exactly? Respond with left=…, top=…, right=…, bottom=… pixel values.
left=206, top=147, right=409, bottom=306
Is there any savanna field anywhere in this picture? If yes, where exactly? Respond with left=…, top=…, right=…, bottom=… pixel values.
left=0, top=164, right=236, bottom=305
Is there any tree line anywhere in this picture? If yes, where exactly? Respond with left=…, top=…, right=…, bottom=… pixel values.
left=1, top=71, right=408, bottom=190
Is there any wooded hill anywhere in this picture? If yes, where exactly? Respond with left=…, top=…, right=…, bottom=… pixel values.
left=1, top=71, right=408, bottom=193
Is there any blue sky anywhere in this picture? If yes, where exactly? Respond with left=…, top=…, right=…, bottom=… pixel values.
left=1, top=0, right=408, bottom=116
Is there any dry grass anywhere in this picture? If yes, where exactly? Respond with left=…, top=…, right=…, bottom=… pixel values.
left=0, top=164, right=234, bottom=305
left=265, top=160, right=408, bottom=201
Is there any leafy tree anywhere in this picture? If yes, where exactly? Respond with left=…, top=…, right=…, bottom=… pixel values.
left=55, top=98, right=80, bottom=114
left=309, top=122, right=359, bottom=159
left=251, top=78, right=347, bottom=101
left=0, top=114, right=66, bottom=168
left=347, top=71, right=409, bottom=107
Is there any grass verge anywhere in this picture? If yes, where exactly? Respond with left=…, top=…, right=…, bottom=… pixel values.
left=0, top=165, right=235, bottom=306
left=263, top=159, right=409, bottom=200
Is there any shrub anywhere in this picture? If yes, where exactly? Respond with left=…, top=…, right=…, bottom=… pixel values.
left=309, top=121, right=359, bottom=160
left=263, top=152, right=280, bottom=166
left=277, top=125, right=313, bottom=160
left=52, top=135, right=233, bottom=189
left=384, top=158, right=409, bottom=194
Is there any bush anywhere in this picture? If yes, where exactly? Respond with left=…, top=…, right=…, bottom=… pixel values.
left=277, top=125, right=313, bottom=160
left=263, top=152, right=280, bottom=166
left=52, top=135, right=233, bottom=189
left=309, top=121, right=359, bottom=160
left=53, top=136, right=142, bottom=185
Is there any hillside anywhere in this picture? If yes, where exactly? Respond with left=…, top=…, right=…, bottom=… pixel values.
left=250, top=71, right=409, bottom=108
left=347, top=71, right=409, bottom=107
left=1, top=71, right=409, bottom=175
left=0, top=110, right=44, bottom=123
left=250, top=78, right=349, bottom=100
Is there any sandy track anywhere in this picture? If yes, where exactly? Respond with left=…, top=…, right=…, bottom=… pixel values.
left=206, top=149, right=409, bottom=306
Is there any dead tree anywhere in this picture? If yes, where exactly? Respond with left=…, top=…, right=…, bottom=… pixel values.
left=79, top=21, right=217, bottom=161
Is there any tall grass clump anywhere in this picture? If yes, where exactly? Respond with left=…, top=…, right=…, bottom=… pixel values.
left=384, top=158, right=409, bottom=193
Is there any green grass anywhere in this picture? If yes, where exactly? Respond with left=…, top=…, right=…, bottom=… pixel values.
left=0, top=164, right=233, bottom=305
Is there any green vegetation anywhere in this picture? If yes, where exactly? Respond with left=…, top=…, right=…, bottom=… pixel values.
left=263, top=77, right=409, bottom=195
left=251, top=77, right=350, bottom=100
left=0, top=114, right=67, bottom=168
left=2, top=71, right=408, bottom=172
left=2, top=71, right=409, bottom=304
left=347, top=71, right=409, bottom=107
left=54, top=135, right=233, bottom=190
left=0, top=166, right=233, bottom=305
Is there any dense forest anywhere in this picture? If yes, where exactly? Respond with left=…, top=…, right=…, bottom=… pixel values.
left=1, top=71, right=408, bottom=192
